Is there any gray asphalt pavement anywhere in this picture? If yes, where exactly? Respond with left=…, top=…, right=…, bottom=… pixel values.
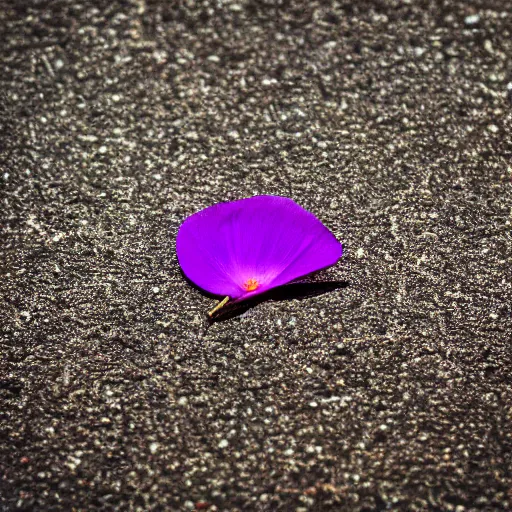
left=1, top=1, right=511, bottom=510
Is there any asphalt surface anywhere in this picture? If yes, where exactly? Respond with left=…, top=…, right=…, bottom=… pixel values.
left=1, top=1, right=511, bottom=511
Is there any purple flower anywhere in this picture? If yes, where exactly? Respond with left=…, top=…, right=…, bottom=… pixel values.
left=176, top=195, right=342, bottom=309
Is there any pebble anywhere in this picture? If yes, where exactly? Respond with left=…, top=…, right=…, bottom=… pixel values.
left=464, top=14, right=480, bottom=25
left=483, top=40, right=494, bottom=54
left=185, top=131, right=199, bottom=141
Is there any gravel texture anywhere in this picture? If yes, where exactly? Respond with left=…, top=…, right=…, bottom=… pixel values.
left=1, top=0, right=512, bottom=511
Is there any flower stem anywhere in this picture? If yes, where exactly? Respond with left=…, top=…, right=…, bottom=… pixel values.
left=208, top=296, right=229, bottom=317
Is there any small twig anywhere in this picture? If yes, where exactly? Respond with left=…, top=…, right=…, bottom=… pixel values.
left=208, top=296, right=229, bottom=317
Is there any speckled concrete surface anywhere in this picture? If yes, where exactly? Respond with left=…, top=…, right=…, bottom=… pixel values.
left=1, top=1, right=511, bottom=511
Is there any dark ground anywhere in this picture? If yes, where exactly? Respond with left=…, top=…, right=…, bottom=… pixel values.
left=1, top=0, right=512, bottom=510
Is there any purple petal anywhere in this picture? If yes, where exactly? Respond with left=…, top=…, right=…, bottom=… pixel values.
left=176, top=195, right=342, bottom=300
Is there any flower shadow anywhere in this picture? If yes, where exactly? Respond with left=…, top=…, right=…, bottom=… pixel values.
left=179, top=269, right=348, bottom=322
left=208, top=280, right=349, bottom=322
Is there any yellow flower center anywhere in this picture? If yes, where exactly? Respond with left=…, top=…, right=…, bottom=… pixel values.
left=243, top=278, right=259, bottom=292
